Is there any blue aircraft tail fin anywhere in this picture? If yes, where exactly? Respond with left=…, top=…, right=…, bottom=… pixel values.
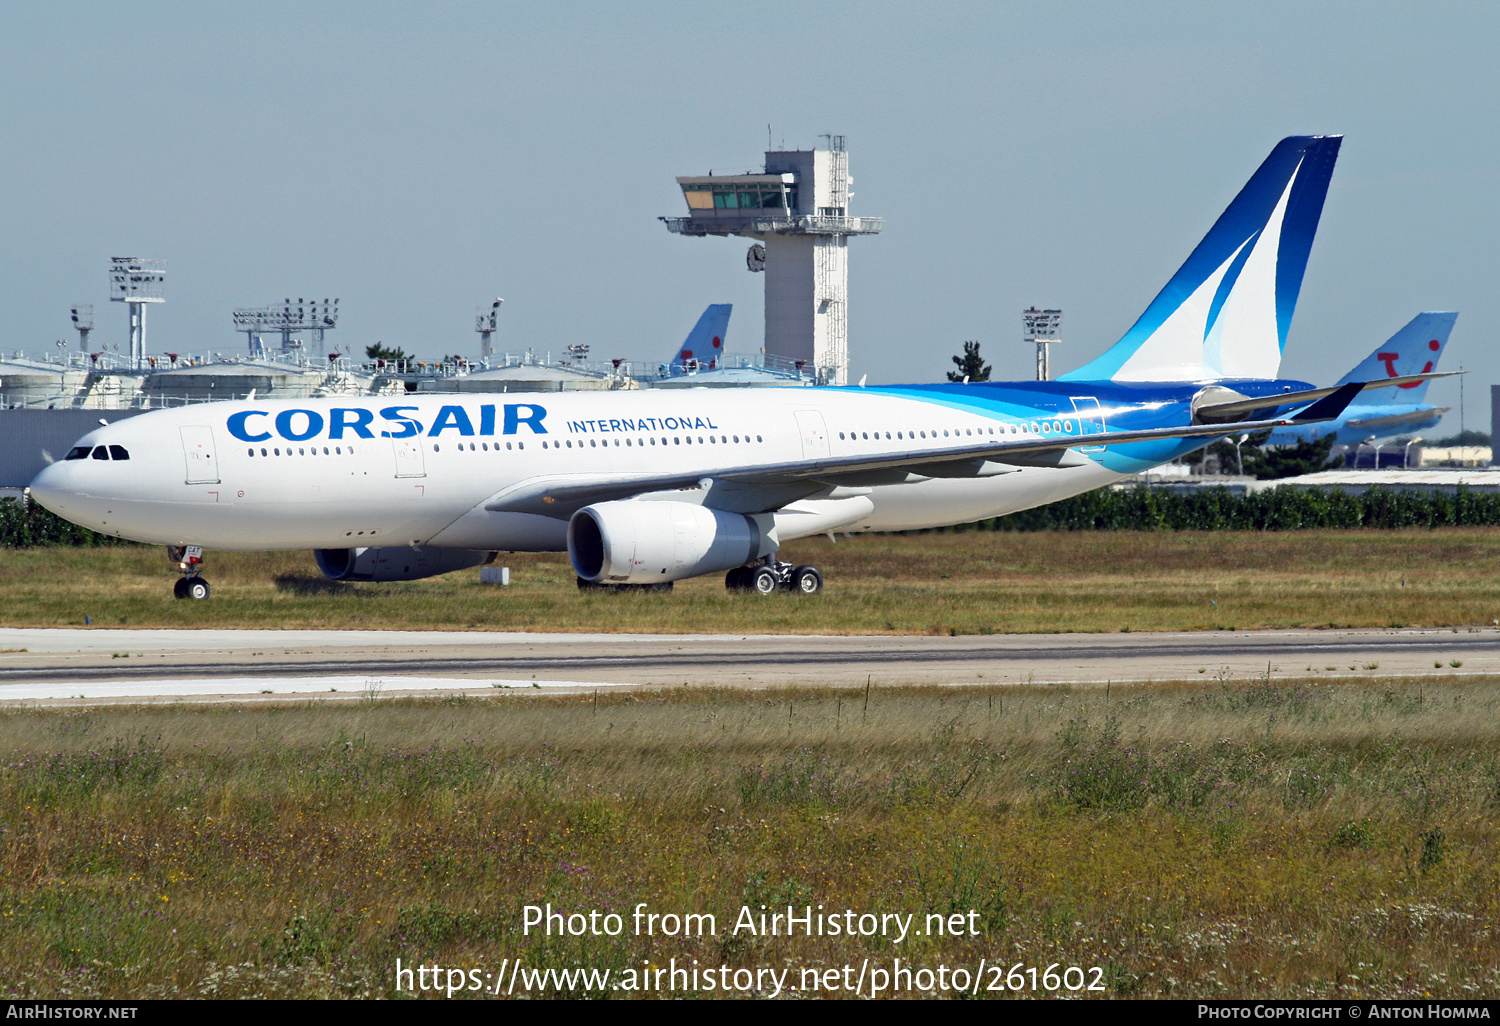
left=1062, top=135, right=1342, bottom=383
left=668, top=304, right=731, bottom=373
left=1334, top=312, right=1458, bottom=403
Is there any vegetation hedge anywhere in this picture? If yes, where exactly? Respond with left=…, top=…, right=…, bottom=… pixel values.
left=0, top=500, right=126, bottom=547
left=954, top=486, right=1500, bottom=532
left=7, top=486, right=1500, bottom=548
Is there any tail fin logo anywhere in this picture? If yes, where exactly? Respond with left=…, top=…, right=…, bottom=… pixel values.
left=1378, top=339, right=1442, bottom=387
left=1333, top=313, right=1456, bottom=403
left=1061, top=136, right=1341, bottom=383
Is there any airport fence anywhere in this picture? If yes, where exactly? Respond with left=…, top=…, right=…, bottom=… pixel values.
left=957, top=486, right=1500, bottom=532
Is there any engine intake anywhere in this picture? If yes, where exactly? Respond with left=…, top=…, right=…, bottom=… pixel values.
left=569, top=501, right=777, bottom=585
left=314, top=546, right=496, bottom=582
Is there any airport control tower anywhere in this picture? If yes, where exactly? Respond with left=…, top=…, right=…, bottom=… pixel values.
left=663, top=136, right=881, bottom=385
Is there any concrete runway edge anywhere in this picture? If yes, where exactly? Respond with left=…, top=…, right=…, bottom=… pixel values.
left=1, top=626, right=1497, bottom=705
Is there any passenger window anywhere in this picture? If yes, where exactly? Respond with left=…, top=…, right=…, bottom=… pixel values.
left=92, top=446, right=109, bottom=460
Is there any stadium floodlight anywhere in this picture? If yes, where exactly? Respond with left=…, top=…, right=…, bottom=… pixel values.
left=233, top=296, right=339, bottom=356
left=476, top=298, right=503, bottom=358
left=1023, top=307, right=1063, bottom=381
left=70, top=304, right=94, bottom=351
left=109, top=258, right=165, bottom=368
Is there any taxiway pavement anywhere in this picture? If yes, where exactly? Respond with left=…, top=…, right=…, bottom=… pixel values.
left=0, top=626, right=1496, bottom=704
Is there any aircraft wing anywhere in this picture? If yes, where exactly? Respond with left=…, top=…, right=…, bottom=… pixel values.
left=483, top=384, right=1362, bottom=518
left=1194, top=372, right=1460, bottom=423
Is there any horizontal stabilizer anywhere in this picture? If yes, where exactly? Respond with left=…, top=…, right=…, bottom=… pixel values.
left=1193, top=371, right=1461, bottom=423
left=1290, top=382, right=1362, bottom=422
left=1346, top=407, right=1450, bottom=432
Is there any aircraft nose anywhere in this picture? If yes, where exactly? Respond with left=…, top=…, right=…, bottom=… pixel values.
left=28, top=460, right=74, bottom=516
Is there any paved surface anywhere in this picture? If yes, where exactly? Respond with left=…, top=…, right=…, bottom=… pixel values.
left=1, top=626, right=1496, bottom=704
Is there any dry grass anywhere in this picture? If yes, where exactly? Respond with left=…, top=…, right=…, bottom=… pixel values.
left=2, top=677, right=1498, bottom=999
left=5, top=528, right=1500, bottom=634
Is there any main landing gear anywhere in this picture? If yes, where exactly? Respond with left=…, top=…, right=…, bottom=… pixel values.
left=725, top=558, right=823, bottom=596
left=167, top=545, right=211, bottom=600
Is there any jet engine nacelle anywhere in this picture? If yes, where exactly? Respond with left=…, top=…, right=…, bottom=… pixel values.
left=568, top=501, right=777, bottom=585
left=314, top=546, right=496, bottom=582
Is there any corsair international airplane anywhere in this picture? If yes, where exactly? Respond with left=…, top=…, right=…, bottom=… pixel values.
left=31, top=135, right=1444, bottom=599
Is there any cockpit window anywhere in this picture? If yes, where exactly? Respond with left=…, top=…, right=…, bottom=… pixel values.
left=108, top=445, right=130, bottom=461
left=91, top=446, right=109, bottom=460
left=64, top=446, right=91, bottom=461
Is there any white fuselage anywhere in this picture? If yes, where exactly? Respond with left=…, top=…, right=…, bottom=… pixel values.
left=29, top=388, right=1127, bottom=552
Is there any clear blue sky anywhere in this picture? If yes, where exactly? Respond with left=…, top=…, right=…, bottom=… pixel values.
left=2, top=2, right=1495, bottom=435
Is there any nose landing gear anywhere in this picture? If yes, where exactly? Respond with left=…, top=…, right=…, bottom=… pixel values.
left=725, top=558, right=824, bottom=595
left=167, top=545, right=211, bottom=600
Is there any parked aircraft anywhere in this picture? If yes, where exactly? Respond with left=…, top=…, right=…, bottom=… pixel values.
left=1266, top=311, right=1457, bottom=447
left=34, top=135, right=1424, bottom=599
left=663, top=304, right=731, bottom=375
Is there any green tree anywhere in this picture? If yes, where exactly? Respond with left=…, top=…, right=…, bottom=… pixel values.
left=1183, top=431, right=1342, bottom=479
left=947, top=340, right=991, bottom=382
left=1430, top=429, right=1489, bottom=447
left=1241, top=431, right=1343, bottom=480
left=365, top=342, right=410, bottom=364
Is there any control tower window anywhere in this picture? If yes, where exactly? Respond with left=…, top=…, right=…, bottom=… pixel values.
left=684, top=183, right=797, bottom=211
left=714, top=187, right=796, bottom=210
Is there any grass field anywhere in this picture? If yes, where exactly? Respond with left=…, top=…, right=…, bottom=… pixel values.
left=3, top=528, right=1500, bottom=634
left=1, top=678, right=1496, bottom=999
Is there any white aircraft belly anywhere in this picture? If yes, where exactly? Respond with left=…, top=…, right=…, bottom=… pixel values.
left=856, top=462, right=1126, bottom=532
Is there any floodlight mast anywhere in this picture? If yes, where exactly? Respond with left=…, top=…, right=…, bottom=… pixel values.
left=232, top=297, right=339, bottom=357
left=1022, top=307, right=1062, bottom=381
left=475, top=299, right=503, bottom=358
left=108, top=258, right=165, bottom=369
left=70, top=305, right=94, bottom=352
